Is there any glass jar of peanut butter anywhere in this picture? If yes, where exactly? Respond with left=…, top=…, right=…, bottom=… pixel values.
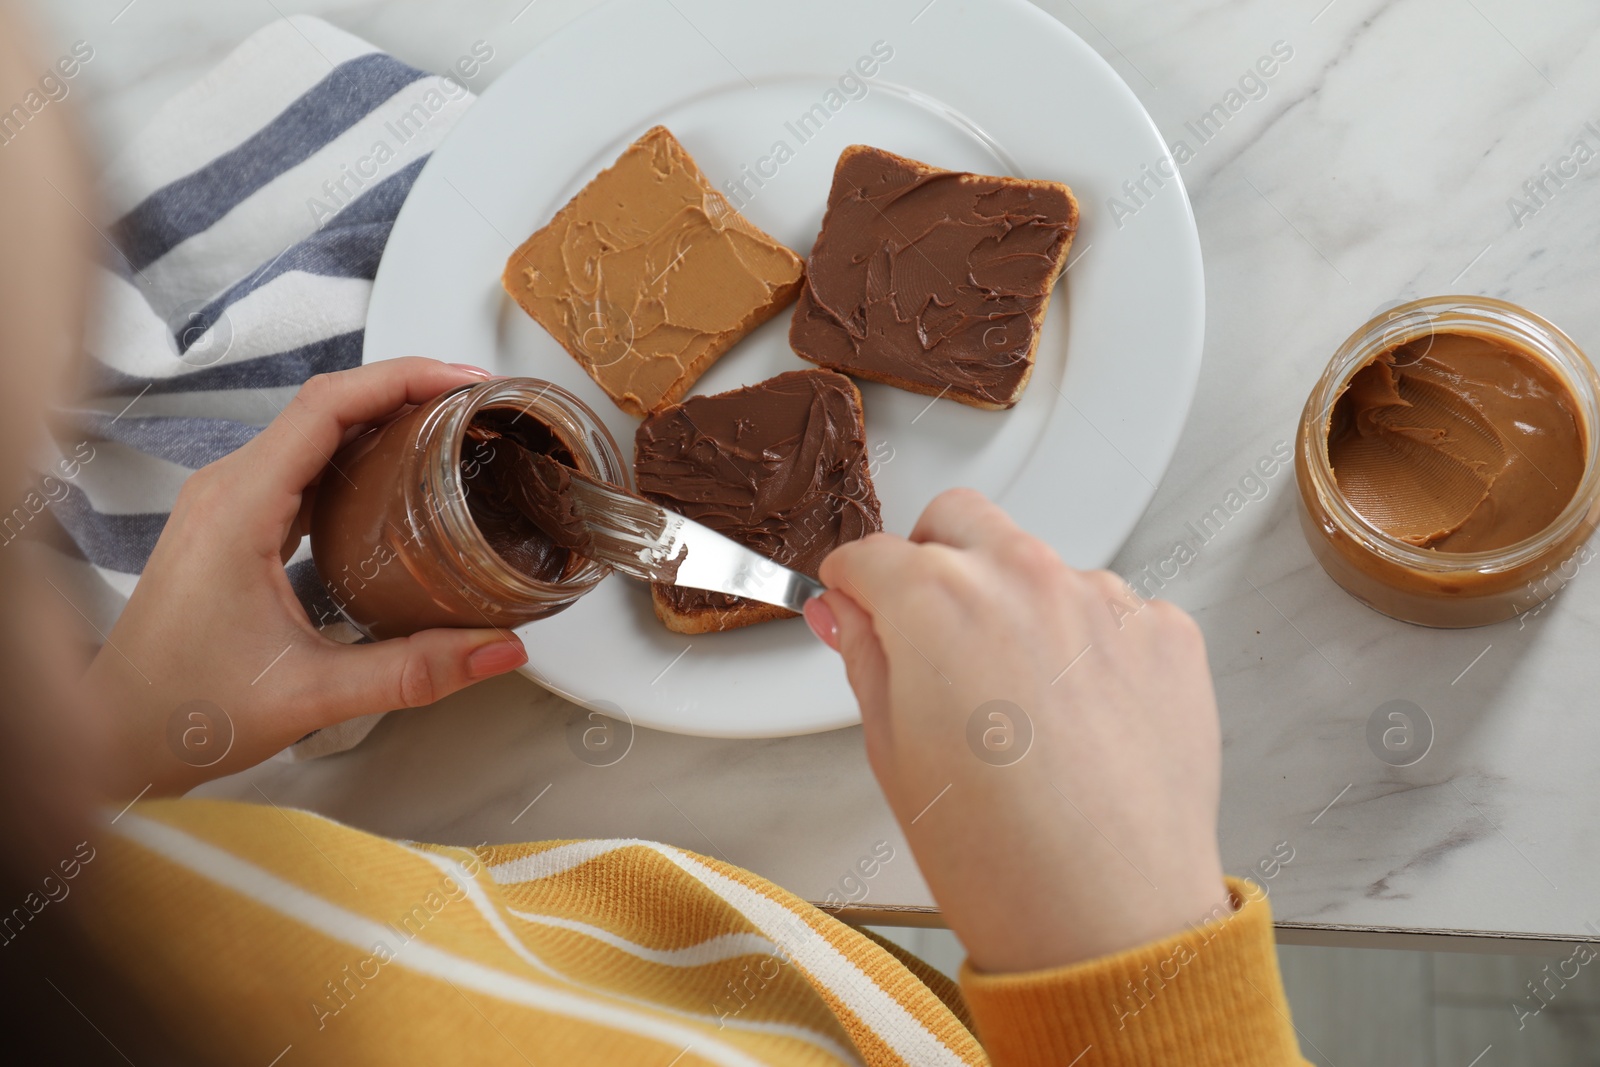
left=1296, top=296, right=1600, bottom=628
left=310, top=377, right=628, bottom=640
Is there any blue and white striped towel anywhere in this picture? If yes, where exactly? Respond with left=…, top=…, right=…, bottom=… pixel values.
left=40, top=17, right=479, bottom=757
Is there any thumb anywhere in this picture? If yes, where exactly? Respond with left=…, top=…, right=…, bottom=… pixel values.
left=812, top=589, right=892, bottom=761
left=311, top=628, right=527, bottom=721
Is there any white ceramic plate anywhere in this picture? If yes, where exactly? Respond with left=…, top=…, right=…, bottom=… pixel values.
left=365, top=0, right=1204, bottom=737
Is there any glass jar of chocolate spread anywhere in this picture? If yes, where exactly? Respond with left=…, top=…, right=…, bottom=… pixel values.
left=310, top=377, right=628, bottom=640
left=1296, top=296, right=1600, bottom=628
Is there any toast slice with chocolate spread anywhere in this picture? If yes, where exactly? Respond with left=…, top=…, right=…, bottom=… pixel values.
left=789, top=145, right=1078, bottom=410
left=633, top=369, right=881, bottom=633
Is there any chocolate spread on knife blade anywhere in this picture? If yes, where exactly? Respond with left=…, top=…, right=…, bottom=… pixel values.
left=461, top=409, right=584, bottom=581
left=790, top=146, right=1077, bottom=406
left=472, top=438, right=694, bottom=584
left=513, top=453, right=694, bottom=585
left=634, top=369, right=882, bottom=615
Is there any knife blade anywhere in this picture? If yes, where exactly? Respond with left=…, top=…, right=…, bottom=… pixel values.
left=514, top=453, right=827, bottom=613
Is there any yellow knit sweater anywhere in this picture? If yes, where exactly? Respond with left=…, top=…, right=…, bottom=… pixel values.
left=79, top=799, right=1309, bottom=1065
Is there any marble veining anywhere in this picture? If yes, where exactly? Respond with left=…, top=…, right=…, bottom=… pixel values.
left=32, top=0, right=1600, bottom=943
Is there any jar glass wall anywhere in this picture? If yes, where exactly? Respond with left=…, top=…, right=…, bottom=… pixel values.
left=310, top=377, right=627, bottom=639
left=1295, top=296, right=1600, bottom=628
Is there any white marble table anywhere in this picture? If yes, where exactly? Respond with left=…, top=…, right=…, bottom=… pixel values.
left=37, top=0, right=1600, bottom=949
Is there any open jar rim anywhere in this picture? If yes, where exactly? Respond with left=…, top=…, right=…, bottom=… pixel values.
left=417, top=377, right=630, bottom=604
left=1299, top=295, right=1600, bottom=575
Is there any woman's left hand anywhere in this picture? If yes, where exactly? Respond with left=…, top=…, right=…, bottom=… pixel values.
left=84, top=358, right=529, bottom=799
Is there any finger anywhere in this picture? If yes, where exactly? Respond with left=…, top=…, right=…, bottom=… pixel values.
left=802, top=597, right=840, bottom=650
left=336, top=396, right=427, bottom=450
left=305, top=627, right=526, bottom=723
left=907, top=487, right=1019, bottom=549
left=822, top=530, right=982, bottom=635
left=821, top=589, right=893, bottom=765
left=819, top=530, right=912, bottom=593
left=819, top=533, right=951, bottom=654
left=231, top=358, right=493, bottom=518
left=280, top=492, right=316, bottom=563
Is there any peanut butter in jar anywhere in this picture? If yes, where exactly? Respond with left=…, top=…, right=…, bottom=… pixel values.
left=1296, top=297, right=1600, bottom=628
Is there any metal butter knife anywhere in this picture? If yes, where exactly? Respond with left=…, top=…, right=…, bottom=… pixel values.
left=519, top=454, right=826, bottom=613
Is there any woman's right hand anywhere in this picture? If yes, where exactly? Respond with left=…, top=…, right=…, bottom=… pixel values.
left=808, top=489, right=1231, bottom=974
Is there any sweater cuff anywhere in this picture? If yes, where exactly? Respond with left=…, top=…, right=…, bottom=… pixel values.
left=958, top=878, right=1307, bottom=1067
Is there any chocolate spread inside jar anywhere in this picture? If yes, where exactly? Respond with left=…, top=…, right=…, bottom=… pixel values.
left=310, top=378, right=625, bottom=640
left=460, top=410, right=582, bottom=584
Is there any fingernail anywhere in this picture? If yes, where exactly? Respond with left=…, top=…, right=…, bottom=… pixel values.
left=803, top=598, right=839, bottom=650
left=449, top=362, right=496, bottom=379
left=468, top=638, right=527, bottom=678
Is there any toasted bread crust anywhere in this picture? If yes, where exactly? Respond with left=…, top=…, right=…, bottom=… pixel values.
left=649, top=585, right=796, bottom=633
